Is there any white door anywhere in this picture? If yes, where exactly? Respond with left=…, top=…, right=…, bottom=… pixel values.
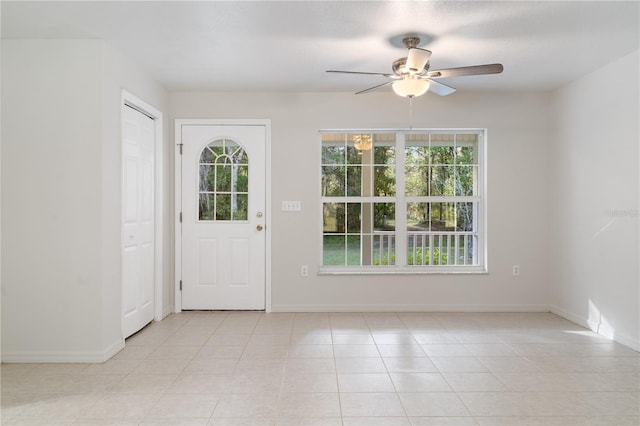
left=122, top=105, right=155, bottom=337
left=179, top=124, right=266, bottom=310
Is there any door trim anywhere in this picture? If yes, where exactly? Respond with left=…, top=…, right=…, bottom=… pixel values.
left=174, top=119, right=272, bottom=313
left=121, top=90, right=164, bottom=324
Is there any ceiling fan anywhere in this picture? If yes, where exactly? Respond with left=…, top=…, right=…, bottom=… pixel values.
left=327, top=36, right=503, bottom=98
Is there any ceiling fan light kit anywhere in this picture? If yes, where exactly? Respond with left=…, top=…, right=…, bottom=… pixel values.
left=327, top=36, right=504, bottom=99
left=392, top=76, right=430, bottom=98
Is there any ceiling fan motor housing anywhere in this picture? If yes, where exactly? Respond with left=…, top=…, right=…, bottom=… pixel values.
left=393, top=57, right=430, bottom=76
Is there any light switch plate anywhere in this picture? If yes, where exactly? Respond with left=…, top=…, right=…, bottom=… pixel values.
left=282, top=201, right=302, bottom=211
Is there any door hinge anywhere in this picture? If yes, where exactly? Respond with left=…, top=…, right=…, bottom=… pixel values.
left=179, top=212, right=182, bottom=223
left=179, top=280, right=182, bottom=291
left=178, top=143, right=183, bottom=155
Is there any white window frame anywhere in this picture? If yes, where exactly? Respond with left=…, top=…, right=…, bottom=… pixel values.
left=319, top=128, right=488, bottom=275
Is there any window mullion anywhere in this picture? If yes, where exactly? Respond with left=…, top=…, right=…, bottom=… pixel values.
left=395, top=132, right=407, bottom=267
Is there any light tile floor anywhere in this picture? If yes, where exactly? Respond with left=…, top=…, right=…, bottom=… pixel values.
left=1, top=312, right=639, bottom=425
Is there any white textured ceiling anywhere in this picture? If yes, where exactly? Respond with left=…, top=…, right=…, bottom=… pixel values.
left=2, top=1, right=639, bottom=93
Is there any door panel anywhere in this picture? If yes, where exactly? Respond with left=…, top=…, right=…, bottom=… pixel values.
left=122, top=105, right=155, bottom=338
left=180, top=124, right=266, bottom=310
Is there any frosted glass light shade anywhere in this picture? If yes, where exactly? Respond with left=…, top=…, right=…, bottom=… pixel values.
left=392, top=78, right=430, bottom=98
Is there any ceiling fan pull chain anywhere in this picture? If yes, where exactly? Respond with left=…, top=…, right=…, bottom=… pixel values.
left=409, top=95, right=414, bottom=131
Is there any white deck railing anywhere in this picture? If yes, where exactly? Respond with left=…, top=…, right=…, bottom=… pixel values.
left=371, top=232, right=477, bottom=266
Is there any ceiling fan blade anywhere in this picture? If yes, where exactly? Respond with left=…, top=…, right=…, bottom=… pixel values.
left=427, top=63, right=504, bottom=79
left=427, top=79, right=456, bottom=96
left=406, top=48, right=432, bottom=73
left=326, top=70, right=394, bottom=78
left=355, top=81, right=393, bottom=95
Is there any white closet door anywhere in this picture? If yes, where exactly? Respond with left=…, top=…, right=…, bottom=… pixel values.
left=122, top=105, right=155, bottom=338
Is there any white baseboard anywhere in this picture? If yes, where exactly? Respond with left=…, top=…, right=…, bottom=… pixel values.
left=271, top=304, right=551, bottom=313
left=162, top=304, right=173, bottom=320
left=1, top=338, right=125, bottom=364
left=550, top=305, right=640, bottom=352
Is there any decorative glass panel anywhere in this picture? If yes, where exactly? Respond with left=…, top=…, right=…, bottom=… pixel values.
left=198, top=138, right=249, bottom=221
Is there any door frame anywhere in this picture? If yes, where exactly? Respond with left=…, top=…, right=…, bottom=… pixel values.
left=174, top=119, right=272, bottom=313
left=121, top=90, right=164, bottom=325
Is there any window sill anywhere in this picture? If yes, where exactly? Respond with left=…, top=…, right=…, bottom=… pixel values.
left=318, top=266, right=488, bottom=275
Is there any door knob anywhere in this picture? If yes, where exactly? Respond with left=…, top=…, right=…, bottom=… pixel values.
left=256, top=224, right=264, bottom=231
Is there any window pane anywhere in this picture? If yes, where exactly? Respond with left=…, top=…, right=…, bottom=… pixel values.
left=455, top=234, right=477, bottom=265
left=199, top=194, right=215, bottom=220
left=405, top=165, right=429, bottom=196
left=348, top=134, right=376, bottom=160
left=374, top=147, right=395, bottom=165
left=430, top=166, right=454, bottom=196
left=215, top=194, right=231, bottom=220
left=346, top=144, right=363, bottom=164
left=405, top=135, right=429, bottom=165
left=216, top=164, right=231, bottom=192
left=347, top=235, right=361, bottom=266
left=347, top=203, right=361, bottom=233
left=407, top=202, right=430, bottom=231
left=235, top=166, right=249, bottom=192
left=200, top=165, right=215, bottom=192
left=455, top=145, right=475, bottom=165
left=232, top=148, right=248, bottom=165
left=233, top=194, right=248, bottom=221
left=429, top=140, right=453, bottom=164
left=200, top=147, right=216, bottom=163
left=323, top=235, right=345, bottom=265
left=208, top=144, right=224, bottom=158
left=431, top=133, right=454, bottom=144
left=374, top=143, right=395, bottom=165
left=454, top=165, right=475, bottom=196
left=346, top=166, right=362, bottom=196
left=374, top=166, right=395, bottom=196
left=372, top=234, right=395, bottom=265
left=406, top=234, right=453, bottom=266
left=407, top=234, right=428, bottom=265
left=322, top=134, right=345, bottom=164
left=321, top=166, right=345, bottom=196
left=456, top=202, right=474, bottom=231
left=430, top=202, right=456, bottom=231
left=323, top=203, right=345, bottom=233
left=322, top=144, right=345, bottom=165
left=374, top=203, right=395, bottom=231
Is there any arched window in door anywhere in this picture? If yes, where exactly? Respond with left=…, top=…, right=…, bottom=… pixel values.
left=199, top=138, right=249, bottom=221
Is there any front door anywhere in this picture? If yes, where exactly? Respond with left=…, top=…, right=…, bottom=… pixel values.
left=178, top=123, right=266, bottom=310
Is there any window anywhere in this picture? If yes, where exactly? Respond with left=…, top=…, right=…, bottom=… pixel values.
left=199, top=138, right=249, bottom=221
left=320, top=130, right=486, bottom=273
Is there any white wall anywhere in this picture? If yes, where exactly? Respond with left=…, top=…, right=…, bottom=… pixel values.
left=550, top=50, right=640, bottom=350
left=1, top=39, right=169, bottom=362
left=171, top=90, right=554, bottom=312
left=2, top=40, right=104, bottom=361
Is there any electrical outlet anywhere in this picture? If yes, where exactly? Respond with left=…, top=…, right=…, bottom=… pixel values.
left=301, top=265, right=309, bottom=277
left=512, top=265, right=520, bottom=276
